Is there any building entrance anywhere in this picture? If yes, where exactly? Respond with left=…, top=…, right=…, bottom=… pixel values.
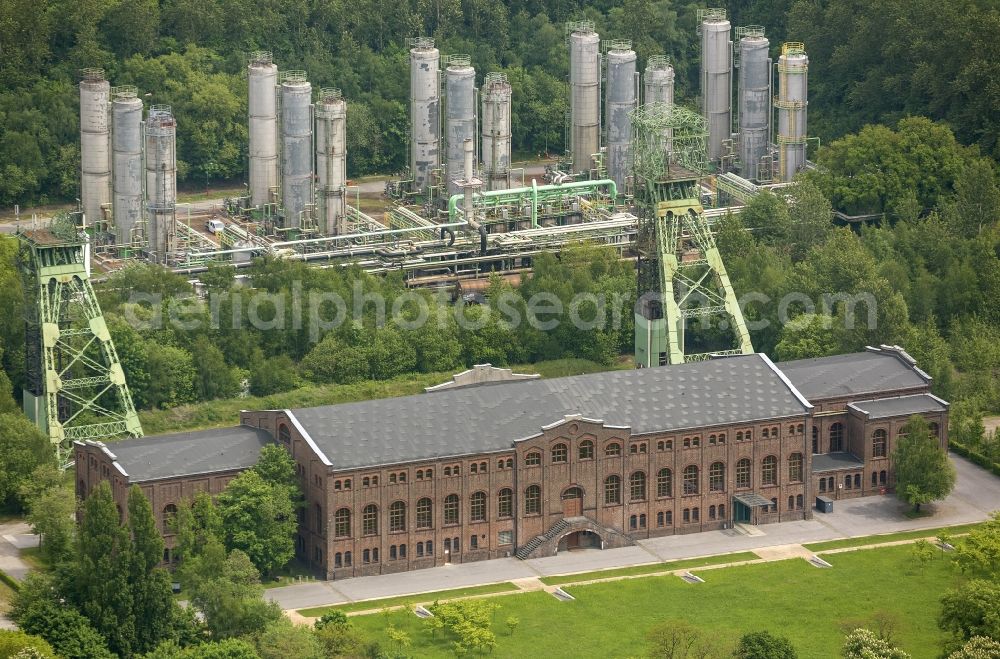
left=562, top=487, right=583, bottom=517
left=558, top=530, right=601, bottom=552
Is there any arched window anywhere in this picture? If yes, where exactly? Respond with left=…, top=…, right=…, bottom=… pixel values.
left=604, top=475, right=621, bottom=505
left=506, top=459, right=513, bottom=469
left=762, top=427, right=769, bottom=439
left=788, top=495, right=795, bottom=510
left=709, top=462, right=725, bottom=492
left=872, top=472, right=878, bottom=487
left=692, top=507, right=700, bottom=521
left=812, top=426, right=819, bottom=454
left=657, top=511, right=664, bottom=526
left=788, top=453, right=803, bottom=482
left=630, top=471, right=647, bottom=501
left=788, top=425, right=795, bottom=436
left=718, top=433, right=726, bottom=444
left=390, top=545, right=397, bottom=561
left=524, top=485, right=541, bottom=515
left=389, top=501, right=406, bottom=532
left=444, top=494, right=460, bottom=525
left=762, top=456, right=778, bottom=486
left=578, top=440, right=594, bottom=460
left=497, top=459, right=505, bottom=470
left=683, top=465, right=699, bottom=495
left=363, top=476, right=370, bottom=487
left=639, top=513, right=647, bottom=528
left=719, top=504, right=725, bottom=519
left=363, top=549, right=370, bottom=564
left=335, top=552, right=342, bottom=568
left=278, top=424, right=291, bottom=443
left=416, top=469, right=424, bottom=480
left=525, top=452, right=541, bottom=466
left=709, top=505, right=717, bottom=520
left=315, top=504, right=324, bottom=534
left=872, top=429, right=887, bottom=458
left=334, top=508, right=351, bottom=537
left=830, top=423, right=844, bottom=452
left=416, top=498, right=432, bottom=529
left=657, top=440, right=665, bottom=451
left=827, top=476, right=834, bottom=491
left=362, top=504, right=378, bottom=535
left=819, top=478, right=827, bottom=492
left=498, top=488, right=513, bottom=518
left=656, top=468, right=672, bottom=498
left=479, top=461, right=487, bottom=473
left=425, top=469, right=433, bottom=479
left=771, top=426, right=779, bottom=437
left=629, top=515, right=637, bottom=530
left=770, top=498, right=778, bottom=513
left=930, top=422, right=940, bottom=437
left=795, top=495, right=802, bottom=509
left=605, top=442, right=621, bottom=457
left=736, top=458, right=751, bottom=489
left=344, top=551, right=352, bottom=566
left=444, top=466, right=452, bottom=477
left=343, top=478, right=351, bottom=489
left=470, top=491, right=487, bottom=522
left=162, top=504, right=178, bottom=530
left=736, top=431, right=744, bottom=442
left=390, top=472, right=398, bottom=483
left=854, top=473, right=861, bottom=489
left=551, top=443, right=568, bottom=463
left=844, top=475, right=852, bottom=489
left=880, top=470, right=887, bottom=485
left=470, top=463, right=478, bottom=475
left=417, top=542, right=424, bottom=557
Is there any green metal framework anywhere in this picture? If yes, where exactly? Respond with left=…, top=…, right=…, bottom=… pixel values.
left=631, top=103, right=753, bottom=366
left=19, top=217, right=142, bottom=459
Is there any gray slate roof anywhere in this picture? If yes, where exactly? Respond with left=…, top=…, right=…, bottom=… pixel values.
left=812, top=452, right=866, bottom=473
left=849, top=394, right=948, bottom=420
left=776, top=349, right=929, bottom=401
left=107, top=426, right=272, bottom=482
left=291, top=354, right=811, bottom=469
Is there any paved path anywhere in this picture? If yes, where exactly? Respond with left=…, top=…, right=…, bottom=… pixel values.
left=267, top=455, right=1000, bottom=613
left=0, top=521, right=38, bottom=630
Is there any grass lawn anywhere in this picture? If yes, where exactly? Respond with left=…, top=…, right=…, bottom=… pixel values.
left=540, top=551, right=760, bottom=586
left=138, top=357, right=630, bottom=435
left=803, top=522, right=982, bottom=552
left=298, top=582, right=520, bottom=617
left=351, top=545, right=960, bottom=658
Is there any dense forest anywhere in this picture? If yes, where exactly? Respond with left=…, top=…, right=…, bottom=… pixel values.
left=1, top=0, right=999, bottom=205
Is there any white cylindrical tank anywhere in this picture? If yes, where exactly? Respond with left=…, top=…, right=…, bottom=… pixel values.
left=776, top=43, right=808, bottom=182
left=606, top=42, right=637, bottom=192
left=80, top=69, right=111, bottom=227
left=701, top=9, right=732, bottom=163
left=248, top=52, right=279, bottom=207
left=145, top=105, right=177, bottom=262
left=738, top=28, right=770, bottom=181
left=644, top=55, right=674, bottom=106
left=111, top=87, right=143, bottom=247
left=481, top=72, right=512, bottom=191
left=569, top=22, right=600, bottom=177
left=445, top=56, right=476, bottom=198
left=315, top=88, right=347, bottom=235
left=409, top=38, right=440, bottom=198
left=280, top=71, right=313, bottom=229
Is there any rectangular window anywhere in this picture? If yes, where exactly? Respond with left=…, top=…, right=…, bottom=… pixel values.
left=498, top=530, right=513, bottom=546
left=470, top=535, right=478, bottom=550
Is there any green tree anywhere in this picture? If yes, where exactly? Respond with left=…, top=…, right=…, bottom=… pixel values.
left=300, top=333, right=368, bottom=384
left=947, top=636, right=1000, bottom=659
left=733, top=631, right=797, bottom=659
left=939, top=580, right=1000, bottom=647
left=191, top=336, right=241, bottom=401
left=188, top=547, right=282, bottom=640
left=142, top=638, right=262, bottom=658
left=22, top=467, right=75, bottom=564
left=892, top=415, right=957, bottom=513
left=740, top=191, right=792, bottom=246
left=126, top=486, right=182, bottom=654
left=645, top=619, right=714, bottom=658
left=10, top=574, right=114, bottom=659
left=141, top=343, right=197, bottom=409
left=255, top=620, right=322, bottom=659
left=0, top=630, right=56, bottom=658
left=217, top=470, right=296, bottom=576
left=0, top=413, right=55, bottom=511
left=249, top=355, right=298, bottom=397
left=774, top=314, right=843, bottom=362
left=953, top=512, right=1000, bottom=579
left=841, top=628, right=910, bottom=659
left=314, top=613, right=363, bottom=657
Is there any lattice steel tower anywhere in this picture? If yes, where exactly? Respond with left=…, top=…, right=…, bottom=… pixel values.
left=631, top=103, right=752, bottom=366
left=19, top=217, right=142, bottom=459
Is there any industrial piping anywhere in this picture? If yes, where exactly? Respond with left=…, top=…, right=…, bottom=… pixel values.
left=447, top=179, right=618, bottom=229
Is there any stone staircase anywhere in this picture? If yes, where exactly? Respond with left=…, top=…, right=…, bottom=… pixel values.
left=515, top=516, right=634, bottom=560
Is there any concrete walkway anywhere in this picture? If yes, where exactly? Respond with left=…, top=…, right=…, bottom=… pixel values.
left=266, top=455, right=1000, bottom=613
left=0, top=521, right=39, bottom=630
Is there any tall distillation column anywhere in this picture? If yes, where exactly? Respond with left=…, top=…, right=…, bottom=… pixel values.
left=445, top=55, right=476, bottom=198
left=775, top=43, right=808, bottom=182
left=700, top=8, right=732, bottom=163
left=409, top=38, right=441, bottom=198
left=568, top=21, right=600, bottom=177
left=145, top=105, right=177, bottom=262
left=80, top=69, right=111, bottom=227
left=481, top=73, right=512, bottom=191
left=248, top=52, right=279, bottom=207
left=111, top=86, right=143, bottom=247
left=737, top=27, right=770, bottom=181
left=605, top=41, right=637, bottom=193
left=280, top=71, right=313, bottom=229
left=315, top=88, right=347, bottom=235
left=644, top=55, right=675, bottom=106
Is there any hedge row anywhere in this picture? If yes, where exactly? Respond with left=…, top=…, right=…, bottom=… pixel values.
left=950, top=440, right=1000, bottom=477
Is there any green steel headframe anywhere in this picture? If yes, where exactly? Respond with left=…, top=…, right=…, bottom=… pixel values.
left=19, top=216, right=142, bottom=460
left=630, top=103, right=753, bottom=366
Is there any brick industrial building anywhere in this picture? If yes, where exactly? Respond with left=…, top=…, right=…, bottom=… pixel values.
left=76, top=346, right=948, bottom=580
